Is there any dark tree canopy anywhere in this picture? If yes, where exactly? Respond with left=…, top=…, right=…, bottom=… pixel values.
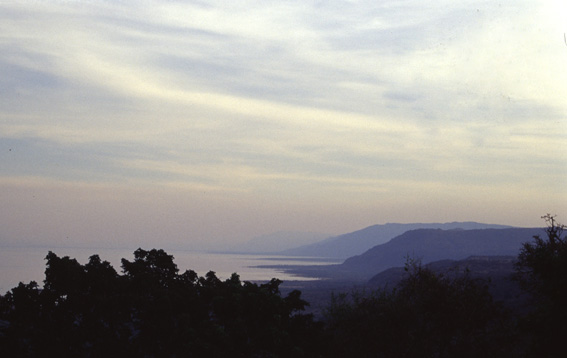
left=0, top=249, right=320, bottom=358
left=515, top=214, right=567, bottom=357
left=324, top=260, right=515, bottom=358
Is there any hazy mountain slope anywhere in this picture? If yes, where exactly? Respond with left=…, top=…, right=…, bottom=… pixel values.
left=339, top=227, right=542, bottom=280
left=280, top=222, right=513, bottom=259
left=227, top=231, right=330, bottom=254
left=264, top=227, right=542, bottom=281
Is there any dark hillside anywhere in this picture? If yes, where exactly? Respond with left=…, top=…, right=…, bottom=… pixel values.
left=340, top=228, right=542, bottom=280
left=263, top=228, right=542, bottom=281
left=280, top=222, right=512, bottom=259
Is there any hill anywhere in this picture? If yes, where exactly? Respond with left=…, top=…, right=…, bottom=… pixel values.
left=261, top=227, right=542, bottom=281
left=279, top=222, right=512, bottom=259
left=339, top=227, right=542, bottom=280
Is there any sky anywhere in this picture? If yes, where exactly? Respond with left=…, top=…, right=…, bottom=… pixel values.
left=1, top=0, right=566, bottom=250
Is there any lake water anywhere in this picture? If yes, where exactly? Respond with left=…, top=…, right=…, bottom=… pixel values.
left=0, top=246, right=341, bottom=294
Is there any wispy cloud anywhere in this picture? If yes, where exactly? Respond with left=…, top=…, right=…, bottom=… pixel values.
left=1, top=0, right=566, bottom=246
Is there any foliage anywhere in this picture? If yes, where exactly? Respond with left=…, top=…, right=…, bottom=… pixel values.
left=515, top=214, right=567, bottom=357
left=0, top=249, right=321, bottom=358
left=324, top=260, right=515, bottom=358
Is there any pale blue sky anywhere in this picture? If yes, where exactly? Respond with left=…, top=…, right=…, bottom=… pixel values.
left=1, top=1, right=566, bottom=249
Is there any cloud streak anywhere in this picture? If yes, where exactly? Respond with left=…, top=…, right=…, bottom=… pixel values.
left=1, top=0, right=566, bottom=247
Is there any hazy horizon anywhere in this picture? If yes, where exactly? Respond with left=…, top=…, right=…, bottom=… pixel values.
left=1, top=1, right=566, bottom=250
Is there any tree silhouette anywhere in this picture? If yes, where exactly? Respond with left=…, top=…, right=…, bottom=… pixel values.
left=324, top=260, right=514, bottom=358
left=515, top=214, right=567, bottom=357
left=0, top=249, right=320, bottom=357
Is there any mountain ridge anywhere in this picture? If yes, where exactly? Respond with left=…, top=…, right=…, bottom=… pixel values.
left=258, top=227, right=543, bottom=281
left=279, top=222, right=514, bottom=259
left=339, top=227, right=542, bottom=279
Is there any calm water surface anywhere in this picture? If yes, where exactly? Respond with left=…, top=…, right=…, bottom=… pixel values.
left=0, top=246, right=340, bottom=294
